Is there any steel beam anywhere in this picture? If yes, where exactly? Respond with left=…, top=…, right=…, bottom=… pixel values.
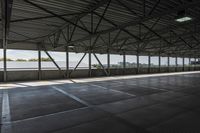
left=170, top=30, right=192, bottom=48
left=93, top=12, right=142, bottom=42
left=88, top=50, right=92, bottom=77
left=115, top=0, right=171, bottom=46
left=94, top=0, right=111, bottom=33
left=11, top=13, right=81, bottom=23
left=141, top=23, right=172, bottom=46
left=148, top=0, right=161, bottom=16
left=41, top=44, right=65, bottom=78
left=80, top=20, right=90, bottom=33
left=148, top=53, right=151, bottom=73
left=118, top=39, right=129, bottom=52
left=93, top=53, right=109, bottom=76
left=3, top=43, right=7, bottom=82
left=107, top=33, right=111, bottom=75
left=167, top=55, right=170, bottom=72
left=46, top=1, right=200, bottom=51
left=89, top=11, right=92, bottom=76
left=66, top=26, right=70, bottom=78
left=158, top=54, right=161, bottom=73
left=69, top=21, right=78, bottom=42
left=140, top=18, right=161, bottom=50
left=38, top=45, right=41, bottom=80
left=136, top=52, right=139, bottom=74
left=44, top=22, right=200, bottom=54
left=54, top=30, right=62, bottom=47
left=189, top=57, right=191, bottom=71
left=175, top=56, right=178, bottom=72
left=69, top=53, right=87, bottom=76
left=44, top=51, right=61, bottom=70
left=183, top=57, right=185, bottom=71
left=66, top=46, right=69, bottom=78
left=24, top=0, right=91, bottom=34
left=123, top=51, right=126, bottom=74
left=111, top=30, right=122, bottom=46
left=41, top=0, right=109, bottom=46
left=112, top=28, right=200, bottom=52
left=91, top=35, right=101, bottom=49
left=143, top=0, right=146, bottom=17
left=1, top=0, right=13, bottom=82
left=99, top=0, right=171, bottom=52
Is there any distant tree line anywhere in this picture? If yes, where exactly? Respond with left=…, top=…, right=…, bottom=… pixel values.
left=92, top=61, right=196, bottom=69
left=0, top=57, right=52, bottom=62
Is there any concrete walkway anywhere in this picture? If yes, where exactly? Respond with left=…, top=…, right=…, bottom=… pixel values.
left=1, top=72, right=200, bottom=133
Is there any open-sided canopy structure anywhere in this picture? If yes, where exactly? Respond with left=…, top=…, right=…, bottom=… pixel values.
left=1, top=0, right=200, bottom=56
left=1, top=0, right=200, bottom=81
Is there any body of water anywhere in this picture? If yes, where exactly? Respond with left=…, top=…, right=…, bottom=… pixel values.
left=0, top=61, right=89, bottom=70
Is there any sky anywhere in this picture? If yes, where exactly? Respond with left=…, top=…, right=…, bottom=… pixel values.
left=0, top=49, right=190, bottom=65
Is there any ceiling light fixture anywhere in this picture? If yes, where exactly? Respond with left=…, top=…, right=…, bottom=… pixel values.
left=68, top=45, right=74, bottom=48
left=175, top=10, right=192, bottom=22
left=175, top=16, right=192, bottom=22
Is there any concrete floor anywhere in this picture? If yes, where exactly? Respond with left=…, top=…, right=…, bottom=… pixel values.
left=1, top=72, right=200, bottom=133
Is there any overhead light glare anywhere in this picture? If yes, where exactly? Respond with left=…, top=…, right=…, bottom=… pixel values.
left=175, top=16, right=192, bottom=22
left=68, top=45, right=74, bottom=48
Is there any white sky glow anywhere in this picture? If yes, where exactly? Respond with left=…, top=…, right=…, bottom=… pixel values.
left=0, top=49, right=194, bottom=65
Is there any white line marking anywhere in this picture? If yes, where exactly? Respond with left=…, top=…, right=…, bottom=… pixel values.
left=52, top=86, right=91, bottom=107
left=144, top=86, right=167, bottom=91
left=5, top=106, right=89, bottom=124
left=114, top=81, right=167, bottom=91
left=70, top=79, right=136, bottom=97
left=1, top=91, right=12, bottom=133
left=89, top=84, right=136, bottom=97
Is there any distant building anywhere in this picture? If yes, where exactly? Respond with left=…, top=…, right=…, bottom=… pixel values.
left=191, top=60, right=200, bottom=65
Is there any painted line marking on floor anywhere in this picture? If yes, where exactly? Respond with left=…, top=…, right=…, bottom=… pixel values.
left=52, top=86, right=91, bottom=107
left=6, top=106, right=89, bottom=124
left=140, top=85, right=167, bottom=91
left=1, top=91, right=12, bottom=133
left=106, top=80, right=167, bottom=92
left=71, top=79, right=136, bottom=97
left=89, top=84, right=136, bottom=97
left=113, top=80, right=167, bottom=91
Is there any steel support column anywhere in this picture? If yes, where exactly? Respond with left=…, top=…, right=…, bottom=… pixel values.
left=167, top=55, right=170, bottom=72
left=158, top=54, right=161, bottom=73
left=136, top=52, right=139, bottom=74
left=66, top=46, right=69, bottom=78
left=123, top=51, right=126, bottom=74
left=148, top=53, right=151, bottom=73
left=88, top=36, right=92, bottom=77
left=175, top=56, right=178, bottom=72
left=1, top=0, right=13, bottom=82
left=189, top=57, right=191, bottom=71
left=183, top=57, right=185, bottom=71
left=38, top=45, right=41, bottom=80
left=88, top=50, right=92, bottom=77
left=88, top=11, right=93, bottom=77
left=107, top=33, right=110, bottom=75
left=65, top=25, right=70, bottom=78
left=107, top=50, right=110, bottom=75
left=2, top=38, right=7, bottom=82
